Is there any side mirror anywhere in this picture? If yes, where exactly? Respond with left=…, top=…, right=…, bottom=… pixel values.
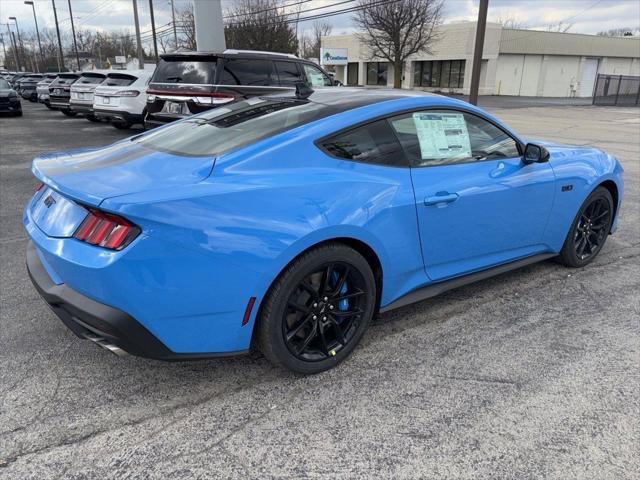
left=523, top=143, right=550, bottom=164
left=333, top=79, right=343, bottom=87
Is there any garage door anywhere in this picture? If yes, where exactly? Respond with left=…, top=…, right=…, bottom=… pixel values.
left=579, top=58, right=599, bottom=97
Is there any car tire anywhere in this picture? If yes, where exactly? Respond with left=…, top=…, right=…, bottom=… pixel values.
left=14, top=110, right=23, bottom=117
left=86, top=114, right=101, bottom=122
left=558, top=186, right=614, bottom=268
left=44, top=102, right=54, bottom=110
left=61, top=110, right=77, bottom=117
left=112, top=121, right=132, bottom=130
left=257, top=243, right=376, bottom=374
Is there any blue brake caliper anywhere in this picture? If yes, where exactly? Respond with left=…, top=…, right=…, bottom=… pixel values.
left=331, top=271, right=349, bottom=311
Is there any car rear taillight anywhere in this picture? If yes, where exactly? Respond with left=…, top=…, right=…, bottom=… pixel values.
left=73, top=208, right=140, bottom=250
left=116, top=90, right=140, bottom=97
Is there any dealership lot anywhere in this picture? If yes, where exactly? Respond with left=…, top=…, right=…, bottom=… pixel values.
left=1, top=101, right=638, bottom=479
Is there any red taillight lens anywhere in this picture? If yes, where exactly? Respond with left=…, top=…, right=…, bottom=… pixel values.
left=73, top=208, right=140, bottom=250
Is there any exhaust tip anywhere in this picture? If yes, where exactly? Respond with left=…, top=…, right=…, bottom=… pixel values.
left=84, top=334, right=129, bottom=357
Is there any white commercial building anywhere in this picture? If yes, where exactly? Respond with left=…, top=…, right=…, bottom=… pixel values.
left=321, top=23, right=640, bottom=97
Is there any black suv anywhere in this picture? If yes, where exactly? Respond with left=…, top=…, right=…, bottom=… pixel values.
left=49, top=73, right=80, bottom=116
left=145, top=49, right=336, bottom=128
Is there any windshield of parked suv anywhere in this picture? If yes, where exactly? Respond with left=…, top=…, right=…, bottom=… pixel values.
left=136, top=97, right=340, bottom=157
left=78, top=74, right=105, bottom=84
left=0, top=79, right=9, bottom=89
left=51, top=75, right=79, bottom=85
left=104, top=74, right=137, bottom=86
left=152, top=58, right=215, bottom=84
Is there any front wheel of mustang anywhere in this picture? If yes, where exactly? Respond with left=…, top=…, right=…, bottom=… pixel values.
left=257, top=243, right=376, bottom=374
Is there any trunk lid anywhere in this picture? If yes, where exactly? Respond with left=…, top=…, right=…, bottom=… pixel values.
left=32, top=139, right=215, bottom=206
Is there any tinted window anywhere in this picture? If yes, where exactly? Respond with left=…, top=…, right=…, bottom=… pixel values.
left=104, top=74, right=136, bottom=86
left=389, top=110, right=520, bottom=167
left=302, top=64, right=332, bottom=87
left=153, top=59, right=213, bottom=84
left=0, top=79, right=9, bottom=89
left=136, top=98, right=342, bottom=157
left=275, top=61, right=303, bottom=86
left=51, top=75, right=79, bottom=85
left=219, top=58, right=274, bottom=86
left=321, top=120, right=406, bottom=167
left=78, top=74, right=105, bottom=84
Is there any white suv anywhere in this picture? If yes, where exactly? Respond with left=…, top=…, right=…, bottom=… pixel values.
left=69, top=71, right=108, bottom=122
left=93, top=70, right=153, bottom=129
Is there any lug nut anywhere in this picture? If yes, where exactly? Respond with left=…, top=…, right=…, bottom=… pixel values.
left=329, top=305, right=334, bottom=310
left=312, top=315, right=317, bottom=320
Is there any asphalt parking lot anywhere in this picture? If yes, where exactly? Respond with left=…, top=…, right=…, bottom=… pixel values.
left=1, top=100, right=639, bottom=479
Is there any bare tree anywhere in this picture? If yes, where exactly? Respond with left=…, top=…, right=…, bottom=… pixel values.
left=224, top=0, right=298, bottom=54
left=547, top=21, right=572, bottom=33
left=597, top=27, right=639, bottom=37
left=176, top=2, right=196, bottom=50
left=496, top=16, right=528, bottom=30
left=353, top=0, right=443, bottom=88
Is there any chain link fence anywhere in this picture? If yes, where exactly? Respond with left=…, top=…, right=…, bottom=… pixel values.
left=593, top=74, right=640, bottom=106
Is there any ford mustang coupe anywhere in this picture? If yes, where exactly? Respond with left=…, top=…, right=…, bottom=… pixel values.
left=24, top=88, right=624, bottom=374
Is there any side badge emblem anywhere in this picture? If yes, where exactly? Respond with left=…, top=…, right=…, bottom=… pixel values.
left=561, top=185, right=573, bottom=192
left=44, top=195, right=56, bottom=208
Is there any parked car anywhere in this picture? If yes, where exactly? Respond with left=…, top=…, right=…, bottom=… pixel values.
left=23, top=88, right=624, bottom=373
left=49, top=73, right=80, bottom=116
left=93, top=70, right=152, bottom=129
left=37, top=73, right=60, bottom=108
left=0, top=78, right=22, bottom=116
left=69, top=71, right=108, bottom=122
left=145, top=49, right=335, bottom=129
left=18, top=74, right=44, bottom=102
left=8, top=72, right=29, bottom=89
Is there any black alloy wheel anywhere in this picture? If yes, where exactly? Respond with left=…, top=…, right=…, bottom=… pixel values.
left=559, top=186, right=614, bottom=267
left=283, top=261, right=366, bottom=362
left=258, top=243, right=376, bottom=374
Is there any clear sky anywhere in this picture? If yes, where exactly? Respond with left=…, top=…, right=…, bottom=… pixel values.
left=1, top=0, right=638, bottom=51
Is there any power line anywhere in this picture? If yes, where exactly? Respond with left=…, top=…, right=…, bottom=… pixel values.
left=224, top=0, right=312, bottom=19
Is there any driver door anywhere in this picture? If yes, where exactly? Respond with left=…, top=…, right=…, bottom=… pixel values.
left=389, top=109, right=556, bottom=281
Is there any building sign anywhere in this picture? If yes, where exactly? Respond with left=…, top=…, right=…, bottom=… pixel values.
left=321, top=48, right=348, bottom=66
left=115, top=55, right=126, bottom=64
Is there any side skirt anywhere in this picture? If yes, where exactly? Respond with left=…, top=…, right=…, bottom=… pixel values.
left=380, top=253, right=557, bottom=313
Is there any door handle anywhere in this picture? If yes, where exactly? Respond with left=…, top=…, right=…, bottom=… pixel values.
left=424, top=192, right=459, bottom=206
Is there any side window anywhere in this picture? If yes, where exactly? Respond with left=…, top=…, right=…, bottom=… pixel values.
left=389, top=110, right=520, bottom=167
left=302, top=64, right=332, bottom=87
left=320, top=120, right=407, bottom=167
left=219, top=59, right=275, bottom=86
left=274, top=61, right=303, bottom=86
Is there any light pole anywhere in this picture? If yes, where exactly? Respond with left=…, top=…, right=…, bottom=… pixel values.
left=51, top=0, right=64, bottom=71
left=8, top=17, right=25, bottom=71
left=0, top=33, right=7, bottom=69
left=24, top=1, right=44, bottom=72
left=67, top=0, right=80, bottom=70
left=5, top=23, right=20, bottom=71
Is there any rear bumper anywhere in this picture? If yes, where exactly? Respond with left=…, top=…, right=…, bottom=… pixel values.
left=26, top=241, right=247, bottom=361
left=94, top=108, right=143, bottom=125
left=70, top=103, right=93, bottom=114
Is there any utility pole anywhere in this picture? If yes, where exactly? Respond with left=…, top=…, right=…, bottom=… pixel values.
left=67, top=0, right=81, bottom=71
left=149, top=0, right=158, bottom=62
left=132, top=0, right=144, bottom=69
left=25, top=1, right=44, bottom=72
left=469, top=0, right=489, bottom=105
left=169, top=0, right=178, bottom=50
left=51, top=0, right=64, bottom=71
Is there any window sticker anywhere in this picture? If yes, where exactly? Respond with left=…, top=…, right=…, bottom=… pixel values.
left=412, top=112, right=471, bottom=161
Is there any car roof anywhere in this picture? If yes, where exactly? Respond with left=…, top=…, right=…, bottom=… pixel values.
left=159, top=49, right=300, bottom=61
left=273, top=87, right=449, bottom=111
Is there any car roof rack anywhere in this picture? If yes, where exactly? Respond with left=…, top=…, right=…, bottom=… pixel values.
left=223, top=49, right=298, bottom=59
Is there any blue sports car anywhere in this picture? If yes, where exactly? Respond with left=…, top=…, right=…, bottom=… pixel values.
left=24, top=88, right=624, bottom=373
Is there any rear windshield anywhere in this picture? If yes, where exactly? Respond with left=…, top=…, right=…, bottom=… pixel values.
left=104, top=74, right=137, bottom=86
left=78, top=74, right=105, bottom=84
left=135, top=97, right=339, bottom=157
left=152, top=58, right=214, bottom=84
left=51, top=75, right=79, bottom=85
